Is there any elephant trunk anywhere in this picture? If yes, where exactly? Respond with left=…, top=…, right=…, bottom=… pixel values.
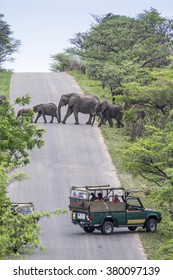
left=57, top=103, right=62, bottom=123
left=91, top=111, right=102, bottom=127
left=33, top=105, right=37, bottom=112
left=91, top=113, right=96, bottom=126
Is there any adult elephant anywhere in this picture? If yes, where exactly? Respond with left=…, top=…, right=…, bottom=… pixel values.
left=92, top=101, right=124, bottom=128
left=58, top=93, right=100, bottom=125
left=33, top=103, right=59, bottom=123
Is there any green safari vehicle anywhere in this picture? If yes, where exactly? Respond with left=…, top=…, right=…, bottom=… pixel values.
left=69, top=185, right=162, bottom=235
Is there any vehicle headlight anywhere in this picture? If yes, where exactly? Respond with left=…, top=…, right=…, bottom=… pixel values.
left=72, top=212, right=76, bottom=220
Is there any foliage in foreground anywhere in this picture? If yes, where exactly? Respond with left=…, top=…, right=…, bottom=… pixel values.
left=0, top=75, right=67, bottom=258
left=0, top=199, right=67, bottom=260
left=0, top=93, right=42, bottom=258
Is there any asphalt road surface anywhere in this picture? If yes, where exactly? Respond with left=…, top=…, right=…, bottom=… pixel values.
left=9, top=72, right=146, bottom=260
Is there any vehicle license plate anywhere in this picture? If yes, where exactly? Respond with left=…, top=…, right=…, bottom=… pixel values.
left=77, top=213, right=85, bottom=219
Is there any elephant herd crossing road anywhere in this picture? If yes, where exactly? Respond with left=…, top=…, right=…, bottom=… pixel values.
left=17, top=92, right=124, bottom=128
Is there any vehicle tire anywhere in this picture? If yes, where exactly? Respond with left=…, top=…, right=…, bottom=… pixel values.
left=101, top=221, right=113, bottom=235
left=128, top=226, right=137, bottom=231
left=83, top=226, right=95, bottom=233
left=146, top=219, right=157, bottom=233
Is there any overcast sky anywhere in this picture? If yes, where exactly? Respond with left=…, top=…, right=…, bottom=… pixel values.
left=2, top=0, right=173, bottom=72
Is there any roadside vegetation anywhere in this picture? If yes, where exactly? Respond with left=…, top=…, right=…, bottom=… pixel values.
left=70, top=71, right=173, bottom=260
left=50, top=8, right=173, bottom=259
left=0, top=72, right=11, bottom=97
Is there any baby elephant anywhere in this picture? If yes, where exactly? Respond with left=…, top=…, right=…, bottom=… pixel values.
left=92, top=101, right=124, bottom=128
left=16, top=108, right=33, bottom=122
left=33, top=103, right=59, bottom=123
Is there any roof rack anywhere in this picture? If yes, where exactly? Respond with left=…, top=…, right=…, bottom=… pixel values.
left=71, top=185, right=125, bottom=192
left=125, top=189, right=143, bottom=197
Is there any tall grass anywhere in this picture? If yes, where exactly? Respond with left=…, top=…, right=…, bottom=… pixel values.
left=0, top=72, right=11, bottom=98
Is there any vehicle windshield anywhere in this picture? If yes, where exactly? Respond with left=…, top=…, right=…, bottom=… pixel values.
left=127, top=197, right=143, bottom=209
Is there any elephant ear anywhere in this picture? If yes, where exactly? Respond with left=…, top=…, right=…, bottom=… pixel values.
left=101, top=101, right=108, bottom=113
left=33, top=105, right=37, bottom=112
left=33, top=105, right=41, bottom=112
left=94, top=103, right=100, bottom=113
left=68, top=95, right=80, bottom=107
left=60, top=94, right=69, bottom=104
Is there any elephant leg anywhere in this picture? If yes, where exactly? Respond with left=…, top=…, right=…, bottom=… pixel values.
left=73, top=110, right=79, bottom=124
left=62, top=107, right=73, bottom=124
left=91, top=114, right=96, bottom=126
left=42, top=112, right=47, bottom=123
left=116, top=122, right=120, bottom=128
left=102, top=119, right=107, bottom=125
left=98, top=116, right=105, bottom=127
left=108, top=118, right=113, bottom=127
left=116, top=120, right=124, bottom=128
left=116, top=112, right=124, bottom=128
left=86, top=114, right=93, bottom=125
left=50, top=116, right=54, bottom=123
left=99, top=112, right=109, bottom=127
left=34, top=112, right=42, bottom=123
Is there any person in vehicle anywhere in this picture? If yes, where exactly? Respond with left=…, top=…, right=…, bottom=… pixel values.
left=114, top=194, right=120, bottom=203
left=90, top=192, right=96, bottom=201
left=97, top=192, right=103, bottom=200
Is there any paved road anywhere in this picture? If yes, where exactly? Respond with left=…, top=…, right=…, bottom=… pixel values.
left=9, top=72, right=146, bottom=260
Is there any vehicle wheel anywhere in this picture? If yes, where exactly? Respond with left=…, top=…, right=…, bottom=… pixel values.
left=128, top=226, right=137, bottom=231
left=101, top=221, right=113, bottom=235
left=146, top=219, right=157, bottom=233
left=83, top=226, right=95, bottom=233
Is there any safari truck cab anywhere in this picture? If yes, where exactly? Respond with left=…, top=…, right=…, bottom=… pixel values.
left=69, top=185, right=162, bottom=235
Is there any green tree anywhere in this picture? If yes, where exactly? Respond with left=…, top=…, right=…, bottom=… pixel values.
left=0, top=97, right=44, bottom=167
left=121, top=126, right=173, bottom=186
left=119, top=125, right=173, bottom=218
left=115, top=68, right=173, bottom=224
left=120, top=65, right=173, bottom=138
left=0, top=96, right=46, bottom=259
left=0, top=14, right=21, bottom=70
left=50, top=52, right=83, bottom=72
left=68, top=9, right=173, bottom=99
